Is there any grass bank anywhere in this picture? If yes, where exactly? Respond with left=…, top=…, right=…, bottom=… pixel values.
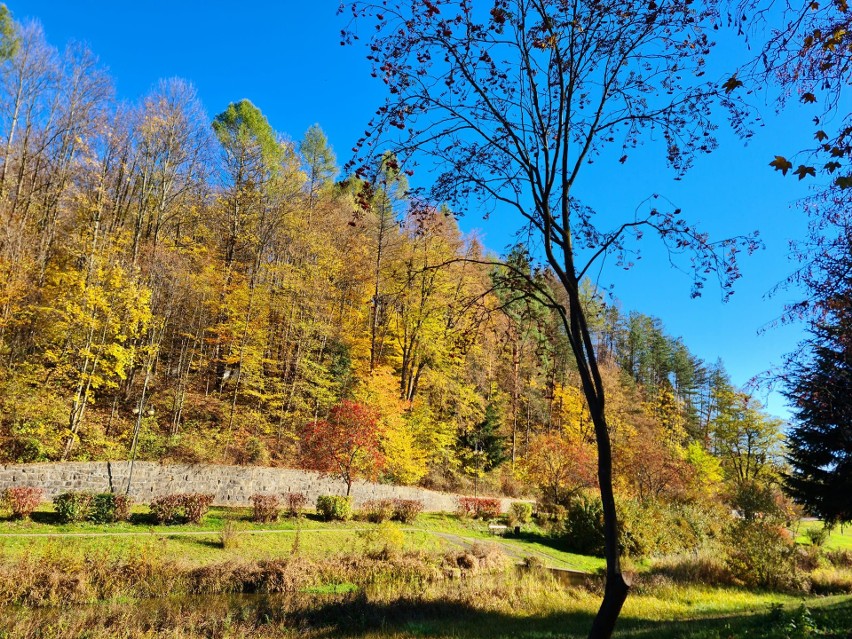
left=0, top=567, right=848, bottom=638
left=0, top=508, right=603, bottom=572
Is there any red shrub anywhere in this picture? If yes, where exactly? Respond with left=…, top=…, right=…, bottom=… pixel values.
left=362, top=498, right=394, bottom=523
left=457, top=497, right=478, bottom=518
left=113, top=494, right=132, bottom=522
left=181, top=493, right=214, bottom=524
left=457, top=496, right=501, bottom=519
left=2, top=486, right=43, bottom=519
left=251, top=494, right=280, bottom=523
left=286, top=492, right=307, bottom=518
left=149, top=494, right=184, bottom=524
left=392, top=499, right=424, bottom=523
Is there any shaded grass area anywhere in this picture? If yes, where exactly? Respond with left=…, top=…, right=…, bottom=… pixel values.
left=0, top=569, right=848, bottom=638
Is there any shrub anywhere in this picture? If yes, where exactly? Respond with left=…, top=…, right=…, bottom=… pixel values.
left=359, top=521, right=406, bottom=557
left=649, top=552, right=735, bottom=587
left=53, top=491, right=93, bottom=523
left=250, top=494, right=280, bottom=523
left=361, top=499, right=394, bottom=523
left=562, top=496, right=605, bottom=557
left=476, top=498, right=501, bottom=519
left=113, top=493, right=132, bottom=522
left=181, top=493, right=214, bottom=524
left=285, top=492, right=307, bottom=518
left=149, top=494, right=184, bottom=524
left=150, top=493, right=214, bottom=524
left=809, top=567, right=852, bottom=594
left=316, top=495, right=352, bottom=521
left=219, top=520, right=242, bottom=550
left=392, top=499, right=424, bottom=523
left=725, top=519, right=799, bottom=590
left=89, top=493, right=132, bottom=524
left=806, top=525, right=830, bottom=547
left=826, top=549, right=852, bottom=569
left=457, top=497, right=502, bottom=519
left=2, top=486, right=43, bottom=519
left=457, top=496, right=478, bottom=518
left=510, top=502, right=533, bottom=524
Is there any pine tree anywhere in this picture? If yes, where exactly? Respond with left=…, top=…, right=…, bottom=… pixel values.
left=783, top=313, right=852, bottom=524
left=457, top=402, right=507, bottom=475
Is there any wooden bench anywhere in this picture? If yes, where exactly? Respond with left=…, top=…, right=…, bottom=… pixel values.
left=488, top=523, right=508, bottom=535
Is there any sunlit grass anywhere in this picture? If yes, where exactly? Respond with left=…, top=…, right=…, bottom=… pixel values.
left=797, top=519, right=852, bottom=549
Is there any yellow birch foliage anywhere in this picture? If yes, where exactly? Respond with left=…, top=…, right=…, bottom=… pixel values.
left=353, top=366, right=428, bottom=484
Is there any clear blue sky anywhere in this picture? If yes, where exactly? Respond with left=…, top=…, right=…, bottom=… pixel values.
left=14, top=1, right=819, bottom=418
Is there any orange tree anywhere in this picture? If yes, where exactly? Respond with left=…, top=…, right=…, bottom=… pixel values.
left=299, top=400, right=385, bottom=496
left=341, top=1, right=759, bottom=636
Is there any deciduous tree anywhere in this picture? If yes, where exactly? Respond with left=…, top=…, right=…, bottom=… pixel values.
left=342, top=1, right=758, bottom=634
left=299, top=399, right=385, bottom=495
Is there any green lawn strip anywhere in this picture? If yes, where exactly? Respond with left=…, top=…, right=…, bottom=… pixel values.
left=0, top=507, right=605, bottom=574
left=496, top=537, right=605, bottom=572
left=0, top=527, right=448, bottom=566
left=796, top=520, right=852, bottom=549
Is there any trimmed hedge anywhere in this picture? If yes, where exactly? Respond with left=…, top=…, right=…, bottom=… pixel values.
left=510, top=501, right=534, bottom=524
left=457, top=497, right=501, bottom=519
left=54, top=492, right=93, bottom=523
left=286, top=492, right=307, bottom=518
left=316, top=495, right=352, bottom=521
left=362, top=499, right=394, bottom=523
left=149, top=493, right=214, bottom=524
left=392, top=499, right=424, bottom=523
left=250, top=494, right=280, bottom=523
left=2, top=486, right=43, bottom=519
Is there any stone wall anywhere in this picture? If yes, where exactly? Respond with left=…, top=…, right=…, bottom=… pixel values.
left=0, top=462, right=517, bottom=512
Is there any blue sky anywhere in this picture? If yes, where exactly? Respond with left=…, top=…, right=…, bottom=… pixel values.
left=14, top=1, right=820, bottom=418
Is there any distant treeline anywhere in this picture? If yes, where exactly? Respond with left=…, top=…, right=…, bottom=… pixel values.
left=0, top=11, right=783, bottom=506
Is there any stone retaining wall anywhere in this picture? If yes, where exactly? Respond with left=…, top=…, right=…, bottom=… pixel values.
left=0, top=462, right=516, bottom=512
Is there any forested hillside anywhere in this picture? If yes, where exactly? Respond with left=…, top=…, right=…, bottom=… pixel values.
left=0, top=13, right=783, bottom=502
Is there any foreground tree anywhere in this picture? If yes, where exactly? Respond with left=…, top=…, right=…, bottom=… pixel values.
left=783, top=298, right=852, bottom=524
left=299, top=399, right=385, bottom=496
left=342, top=1, right=758, bottom=635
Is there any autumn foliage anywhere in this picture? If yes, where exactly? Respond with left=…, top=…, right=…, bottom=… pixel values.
left=299, top=400, right=385, bottom=495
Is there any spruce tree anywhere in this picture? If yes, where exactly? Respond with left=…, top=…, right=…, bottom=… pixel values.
left=783, top=312, right=852, bottom=524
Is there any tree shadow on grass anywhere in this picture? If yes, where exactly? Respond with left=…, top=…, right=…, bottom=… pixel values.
left=510, top=528, right=601, bottom=559
left=27, top=511, right=61, bottom=525
left=268, top=592, right=852, bottom=639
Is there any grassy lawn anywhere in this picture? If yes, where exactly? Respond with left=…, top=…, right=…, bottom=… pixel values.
left=0, top=507, right=849, bottom=638
left=797, top=519, right=852, bottom=549
left=0, top=507, right=603, bottom=572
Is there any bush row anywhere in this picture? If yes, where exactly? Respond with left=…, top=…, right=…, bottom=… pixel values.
left=360, top=498, right=424, bottom=523
left=2, top=485, right=429, bottom=525
left=2, top=487, right=133, bottom=523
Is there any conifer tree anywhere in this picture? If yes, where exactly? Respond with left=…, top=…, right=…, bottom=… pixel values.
left=784, top=311, right=852, bottom=524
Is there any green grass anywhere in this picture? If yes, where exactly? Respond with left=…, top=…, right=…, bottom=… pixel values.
left=0, top=568, right=848, bottom=638
left=796, top=519, right=852, bottom=549
left=300, top=582, right=358, bottom=594
left=0, top=508, right=601, bottom=572
left=1, top=510, right=849, bottom=637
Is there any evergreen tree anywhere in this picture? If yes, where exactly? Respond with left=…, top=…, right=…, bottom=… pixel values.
left=457, top=403, right=507, bottom=475
left=783, top=312, right=852, bottom=524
